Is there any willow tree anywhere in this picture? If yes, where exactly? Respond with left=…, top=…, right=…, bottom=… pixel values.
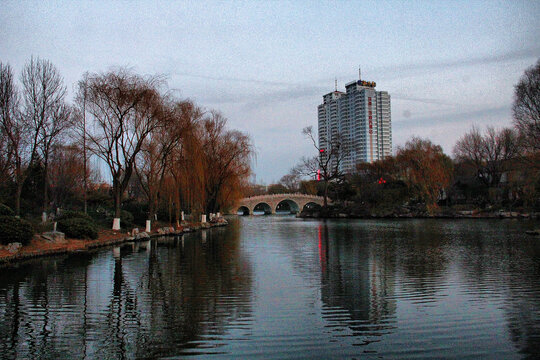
left=81, top=69, right=164, bottom=229
left=135, top=98, right=192, bottom=230
left=397, top=137, right=453, bottom=213
left=200, top=111, right=253, bottom=214
left=166, top=100, right=205, bottom=222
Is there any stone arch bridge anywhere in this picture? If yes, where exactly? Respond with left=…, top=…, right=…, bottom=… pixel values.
left=231, top=193, right=326, bottom=215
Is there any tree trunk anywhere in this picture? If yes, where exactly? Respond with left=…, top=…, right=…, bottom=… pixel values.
left=43, top=160, right=49, bottom=215
left=114, top=186, right=122, bottom=218
left=15, top=183, right=22, bottom=216
left=147, top=192, right=155, bottom=221
left=323, top=181, right=329, bottom=207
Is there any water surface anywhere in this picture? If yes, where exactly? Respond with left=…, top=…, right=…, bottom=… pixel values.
left=1, top=217, right=540, bottom=359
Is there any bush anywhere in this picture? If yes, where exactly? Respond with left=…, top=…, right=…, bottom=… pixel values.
left=57, top=218, right=98, bottom=240
left=106, top=209, right=134, bottom=229
left=56, top=210, right=93, bottom=222
left=0, top=216, right=34, bottom=245
left=0, top=204, right=14, bottom=216
left=120, top=209, right=134, bottom=228
left=122, top=202, right=148, bottom=226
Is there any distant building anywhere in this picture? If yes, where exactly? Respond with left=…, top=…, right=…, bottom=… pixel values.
left=318, top=74, right=391, bottom=173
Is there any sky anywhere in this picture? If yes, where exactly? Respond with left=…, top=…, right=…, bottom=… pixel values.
left=1, top=0, right=539, bottom=184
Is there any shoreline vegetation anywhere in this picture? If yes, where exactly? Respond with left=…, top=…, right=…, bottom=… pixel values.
left=0, top=217, right=228, bottom=266
left=297, top=204, right=540, bottom=220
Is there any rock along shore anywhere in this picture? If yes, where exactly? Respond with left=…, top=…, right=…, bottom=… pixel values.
left=0, top=219, right=228, bottom=266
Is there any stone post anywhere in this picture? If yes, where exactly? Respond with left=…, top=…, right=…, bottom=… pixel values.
left=181, top=211, right=184, bottom=221
left=201, top=214, right=207, bottom=223
left=145, top=220, right=151, bottom=232
left=112, top=218, right=121, bottom=230
left=217, top=212, right=221, bottom=218
left=41, top=212, right=47, bottom=223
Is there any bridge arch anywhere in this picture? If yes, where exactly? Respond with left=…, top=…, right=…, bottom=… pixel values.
left=237, top=206, right=250, bottom=216
left=253, top=202, right=272, bottom=215
left=276, top=199, right=300, bottom=214
left=230, top=193, right=328, bottom=215
left=302, top=202, right=322, bottom=212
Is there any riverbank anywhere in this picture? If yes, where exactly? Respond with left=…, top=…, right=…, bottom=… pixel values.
left=298, top=205, right=540, bottom=220
left=0, top=219, right=228, bottom=265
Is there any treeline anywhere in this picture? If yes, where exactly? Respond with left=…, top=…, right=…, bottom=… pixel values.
left=0, top=58, right=253, bottom=228
left=263, top=59, right=540, bottom=216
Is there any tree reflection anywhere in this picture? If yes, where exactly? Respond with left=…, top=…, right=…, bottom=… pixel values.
left=0, top=224, right=253, bottom=359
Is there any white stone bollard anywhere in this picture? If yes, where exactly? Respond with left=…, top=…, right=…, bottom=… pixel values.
left=181, top=211, right=184, bottom=221
left=113, top=246, right=120, bottom=258
left=42, top=212, right=47, bottom=223
left=217, top=212, right=221, bottom=218
left=145, top=220, right=151, bottom=232
left=53, top=222, right=57, bottom=232
left=201, top=214, right=207, bottom=223
left=112, top=218, right=121, bottom=230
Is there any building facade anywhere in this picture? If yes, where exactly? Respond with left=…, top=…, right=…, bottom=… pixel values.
left=318, top=77, right=391, bottom=173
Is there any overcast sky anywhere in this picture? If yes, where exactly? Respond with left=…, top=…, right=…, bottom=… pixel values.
left=2, top=1, right=539, bottom=183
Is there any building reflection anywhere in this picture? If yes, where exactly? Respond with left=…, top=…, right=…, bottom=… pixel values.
left=0, top=225, right=253, bottom=359
left=317, top=222, right=397, bottom=340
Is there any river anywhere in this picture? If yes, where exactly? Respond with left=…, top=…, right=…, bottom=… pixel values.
left=1, top=216, right=540, bottom=359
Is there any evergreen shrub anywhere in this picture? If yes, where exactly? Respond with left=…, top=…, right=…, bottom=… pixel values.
left=57, top=218, right=98, bottom=240
left=0, top=216, right=34, bottom=245
left=56, top=210, right=93, bottom=222
left=0, top=204, right=14, bottom=216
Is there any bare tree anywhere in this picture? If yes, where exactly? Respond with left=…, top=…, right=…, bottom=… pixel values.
left=513, top=59, right=540, bottom=155
left=74, top=72, right=90, bottom=213
left=293, top=126, right=345, bottom=206
left=454, top=126, right=520, bottom=187
left=0, top=62, right=39, bottom=216
left=81, top=69, right=164, bottom=229
left=21, top=57, right=71, bottom=219
left=279, top=173, right=300, bottom=192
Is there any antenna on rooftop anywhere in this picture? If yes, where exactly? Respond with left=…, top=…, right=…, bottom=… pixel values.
left=359, top=65, right=361, bottom=80
left=335, top=78, right=337, bottom=91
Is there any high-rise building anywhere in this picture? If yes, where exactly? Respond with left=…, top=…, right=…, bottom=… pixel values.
left=318, top=74, right=391, bottom=173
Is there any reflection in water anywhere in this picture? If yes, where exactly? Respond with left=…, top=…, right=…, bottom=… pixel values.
left=0, top=226, right=253, bottom=359
left=319, top=222, right=396, bottom=346
left=0, top=217, right=540, bottom=359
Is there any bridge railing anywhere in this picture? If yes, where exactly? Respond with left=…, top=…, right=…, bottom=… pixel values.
left=239, top=193, right=325, bottom=201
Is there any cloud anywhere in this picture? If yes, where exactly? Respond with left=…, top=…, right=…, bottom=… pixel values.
left=393, top=105, right=511, bottom=128
left=388, top=47, right=540, bottom=73
left=171, top=71, right=296, bottom=87
left=392, top=94, right=461, bottom=106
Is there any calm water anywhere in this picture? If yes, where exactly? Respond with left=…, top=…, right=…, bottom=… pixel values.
left=1, top=217, right=540, bottom=359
